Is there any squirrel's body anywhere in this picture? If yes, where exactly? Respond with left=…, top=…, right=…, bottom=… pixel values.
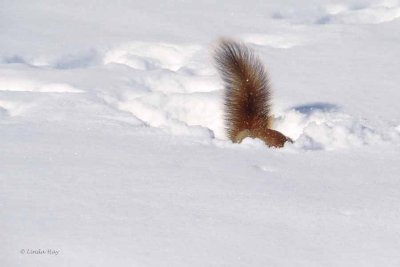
left=214, top=40, right=291, bottom=148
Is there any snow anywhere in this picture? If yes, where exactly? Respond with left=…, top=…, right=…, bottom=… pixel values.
left=1, top=0, right=400, bottom=266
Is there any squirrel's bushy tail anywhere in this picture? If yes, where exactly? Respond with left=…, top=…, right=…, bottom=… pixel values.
left=214, top=39, right=291, bottom=148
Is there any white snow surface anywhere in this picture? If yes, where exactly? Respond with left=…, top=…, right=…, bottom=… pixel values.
left=1, top=0, right=400, bottom=266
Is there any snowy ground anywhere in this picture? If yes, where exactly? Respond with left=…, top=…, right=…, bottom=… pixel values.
left=1, top=0, right=400, bottom=266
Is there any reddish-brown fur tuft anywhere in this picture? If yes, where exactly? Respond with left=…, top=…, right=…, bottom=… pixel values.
left=214, top=39, right=292, bottom=148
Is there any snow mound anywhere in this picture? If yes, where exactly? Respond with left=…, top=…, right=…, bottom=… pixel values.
left=0, top=77, right=82, bottom=93
left=241, top=33, right=305, bottom=49
left=275, top=103, right=398, bottom=150
left=110, top=87, right=398, bottom=150
left=104, top=42, right=202, bottom=71
left=1, top=50, right=100, bottom=69
left=1, top=39, right=398, bottom=151
left=0, top=105, right=9, bottom=117
left=0, top=67, right=84, bottom=94
left=273, top=1, right=400, bottom=25
left=320, top=2, right=400, bottom=24
left=98, top=42, right=221, bottom=138
left=0, top=99, right=33, bottom=117
left=115, top=91, right=220, bottom=139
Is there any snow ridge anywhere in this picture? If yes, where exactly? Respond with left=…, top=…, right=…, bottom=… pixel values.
left=1, top=39, right=399, bottom=150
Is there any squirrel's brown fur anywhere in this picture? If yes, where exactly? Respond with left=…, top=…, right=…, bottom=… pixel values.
left=214, top=39, right=292, bottom=148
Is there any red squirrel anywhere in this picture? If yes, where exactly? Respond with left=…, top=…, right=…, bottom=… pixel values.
left=214, top=39, right=292, bottom=148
